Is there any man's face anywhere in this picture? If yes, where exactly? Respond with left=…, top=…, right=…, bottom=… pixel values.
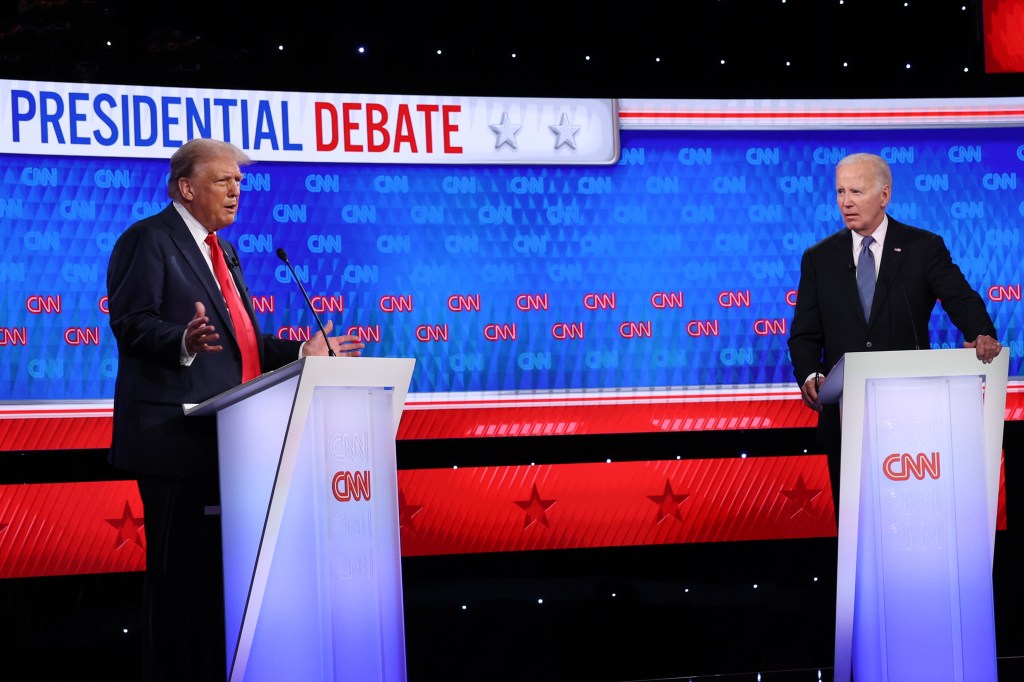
left=835, top=161, right=890, bottom=236
left=179, top=154, right=243, bottom=232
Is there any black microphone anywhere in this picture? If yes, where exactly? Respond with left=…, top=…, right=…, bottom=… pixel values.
left=276, top=247, right=336, bottom=357
left=893, top=248, right=920, bottom=350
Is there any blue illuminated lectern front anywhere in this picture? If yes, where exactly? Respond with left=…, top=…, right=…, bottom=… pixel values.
left=186, top=356, right=415, bottom=682
left=820, top=348, right=1007, bottom=682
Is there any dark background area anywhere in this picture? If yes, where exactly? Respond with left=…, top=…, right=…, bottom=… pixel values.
left=2, top=1, right=1024, bottom=680
left=1, top=0, right=1023, bottom=100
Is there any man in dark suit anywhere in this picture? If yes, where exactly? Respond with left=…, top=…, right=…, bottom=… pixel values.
left=788, top=152, right=1001, bottom=514
left=107, top=138, right=365, bottom=681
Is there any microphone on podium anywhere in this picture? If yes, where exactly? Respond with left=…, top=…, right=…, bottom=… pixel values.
left=276, top=247, right=336, bottom=357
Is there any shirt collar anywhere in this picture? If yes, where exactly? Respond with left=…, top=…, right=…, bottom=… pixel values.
left=855, top=215, right=888, bottom=249
left=173, top=201, right=214, bottom=251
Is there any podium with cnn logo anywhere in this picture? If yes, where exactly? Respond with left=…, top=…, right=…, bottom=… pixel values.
left=186, top=356, right=415, bottom=682
left=818, top=348, right=1008, bottom=682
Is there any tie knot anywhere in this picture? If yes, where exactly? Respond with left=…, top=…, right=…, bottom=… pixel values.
left=861, top=235, right=875, bottom=250
left=205, top=233, right=218, bottom=247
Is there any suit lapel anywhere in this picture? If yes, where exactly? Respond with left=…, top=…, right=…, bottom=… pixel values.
left=873, top=219, right=907, bottom=323
left=219, top=238, right=260, bottom=328
left=832, top=230, right=866, bottom=324
left=219, top=239, right=266, bottom=365
left=161, top=204, right=237, bottom=343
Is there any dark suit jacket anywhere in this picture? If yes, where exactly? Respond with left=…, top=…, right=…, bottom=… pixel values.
left=788, top=216, right=996, bottom=445
left=106, top=203, right=302, bottom=479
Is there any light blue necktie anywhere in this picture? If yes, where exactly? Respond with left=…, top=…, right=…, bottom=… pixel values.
left=857, top=236, right=876, bottom=319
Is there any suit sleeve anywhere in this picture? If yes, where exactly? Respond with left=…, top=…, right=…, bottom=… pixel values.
left=107, top=223, right=191, bottom=369
left=787, top=248, right=825, bottom=384
left=924, top=233, right=997, bottom=342
left=262, top=336, right=302, bottom=371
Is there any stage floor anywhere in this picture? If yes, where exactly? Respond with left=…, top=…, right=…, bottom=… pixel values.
left=2, top=532, right=1023, bottom=681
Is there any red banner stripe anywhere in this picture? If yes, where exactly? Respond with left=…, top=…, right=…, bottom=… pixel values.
left=0, top=480, right=145, bottom=579
left=6, top=389, right=1024, bottom=449
left=396, top=457, right=837, bottom=556
left=0, top=454, right=1008, bottom=577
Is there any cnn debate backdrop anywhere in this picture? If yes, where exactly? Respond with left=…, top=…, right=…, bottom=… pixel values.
left=1, top=81, right=1022, bottom=412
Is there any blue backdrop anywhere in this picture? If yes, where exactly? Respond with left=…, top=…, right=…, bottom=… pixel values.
left=1, top=127, right=1020, bottom=400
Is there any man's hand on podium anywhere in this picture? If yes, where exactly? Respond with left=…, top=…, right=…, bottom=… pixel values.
left=964, top=334, right=1002, bottom=364
left=800, top=373, right=824, bottom=411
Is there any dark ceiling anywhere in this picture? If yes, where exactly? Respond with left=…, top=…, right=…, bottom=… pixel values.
left=2, top=0, right=1022, bottom=100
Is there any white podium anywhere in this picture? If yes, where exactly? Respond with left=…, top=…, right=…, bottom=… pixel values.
left=819, top=348, right=1008, bottom=682
left=186, top=356, right=415, bottom=682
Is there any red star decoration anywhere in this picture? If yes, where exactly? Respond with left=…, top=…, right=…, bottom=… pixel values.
left=780, top=474, right=823, bottom=518
left=514, top=483, right=556, bottom=530
left=398, top=489, right=425, bottom=534
left=105, top=501, right=145, bottom=550
left=648, top=479, right=689, bottom=524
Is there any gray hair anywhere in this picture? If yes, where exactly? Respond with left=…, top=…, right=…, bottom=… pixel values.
left=167, top=138, right=252, bottom=201
left=837, top=152, right=892, bottom=188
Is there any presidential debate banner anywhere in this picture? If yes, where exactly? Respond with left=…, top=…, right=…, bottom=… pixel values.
left=1, top=81, right=1023, bottom=435
left=0, top=79, right=619, bottom=164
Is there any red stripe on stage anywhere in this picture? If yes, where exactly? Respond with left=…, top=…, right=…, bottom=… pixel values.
left=396, top=397, right=818, bottom=439
left=0, top=480, right=145, bottom=579
left=0, top=416, right=113, bottom=451
left=0, top=456, right=1009, bottom=576
left=4, top=387, right=1024, bottom=448
left=396, top=456, right=838, bottom=556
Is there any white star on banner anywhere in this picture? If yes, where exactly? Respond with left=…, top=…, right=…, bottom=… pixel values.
left=489, top=112, right=522, bottom=149
left=549, top=113, right=581, bottom=149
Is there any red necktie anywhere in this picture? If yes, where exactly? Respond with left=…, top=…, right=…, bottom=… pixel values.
left=205, top=233, right=261, bottom=382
